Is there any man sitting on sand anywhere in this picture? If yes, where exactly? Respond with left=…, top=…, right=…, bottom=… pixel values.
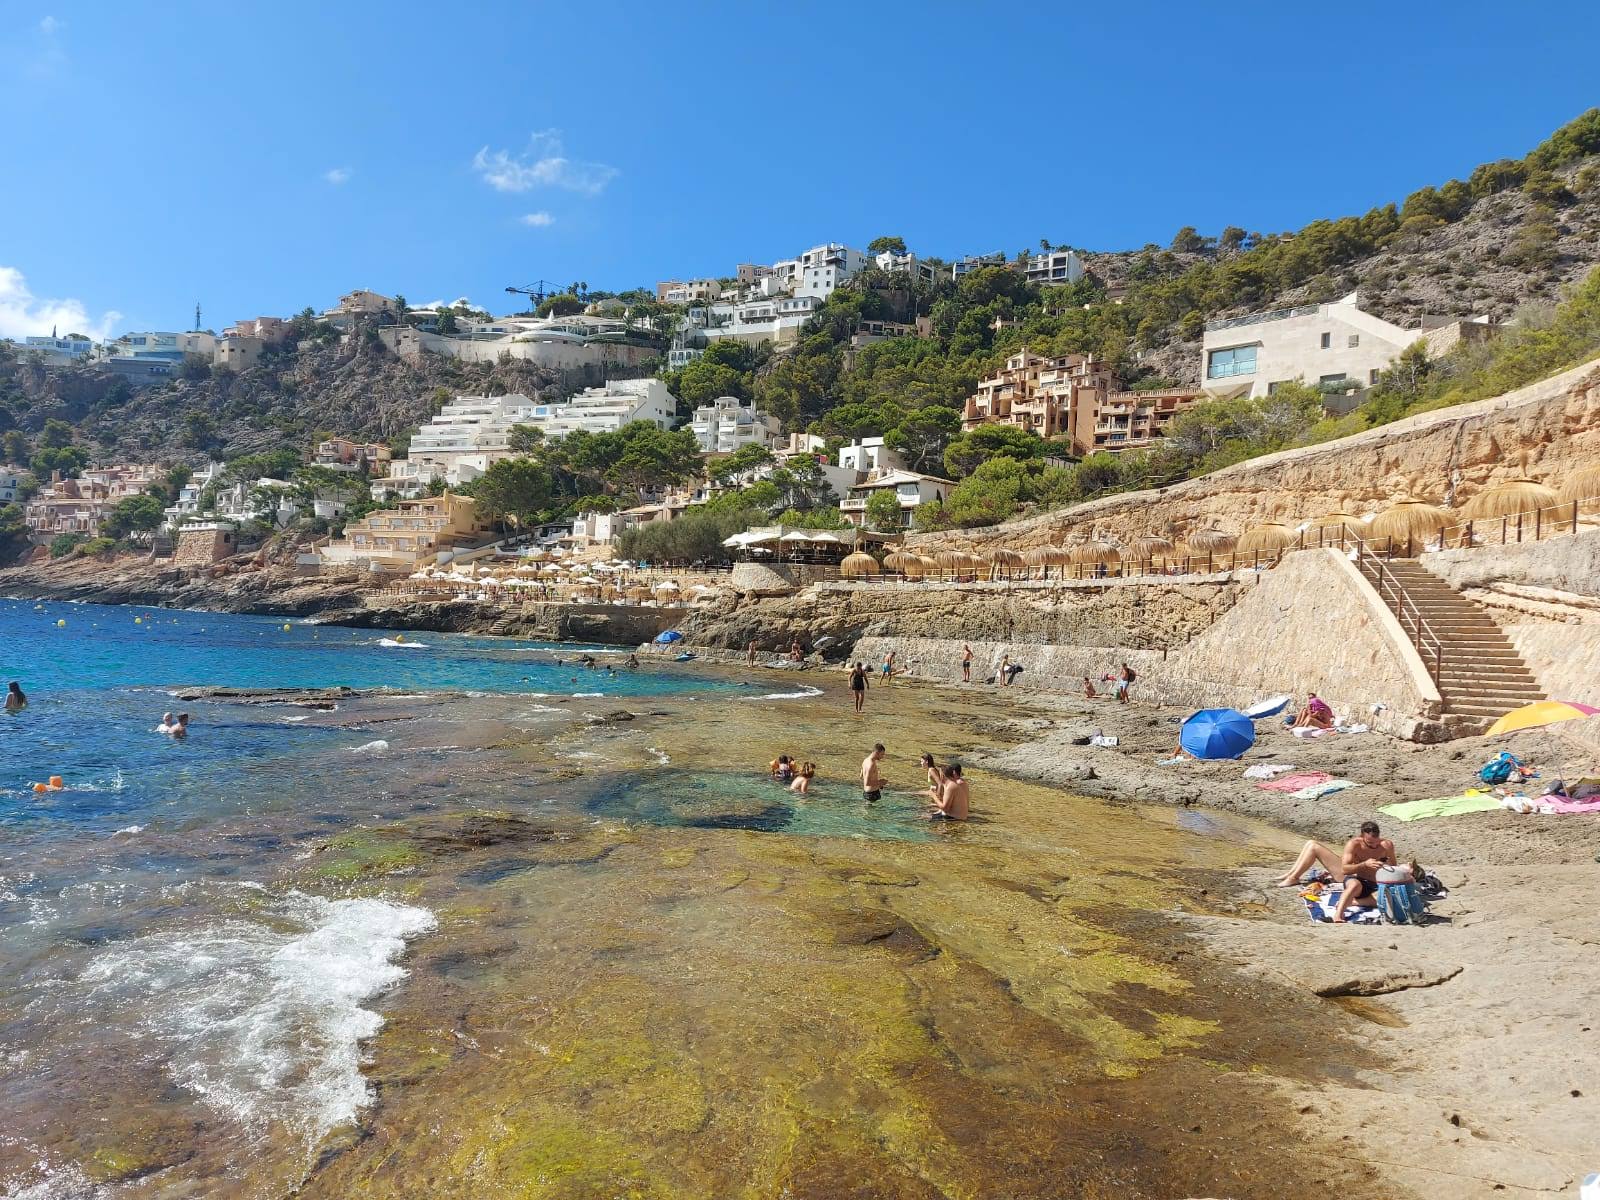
left=1293, top=692, right=1335, bottom=730
left=861, top=744, right=885, bottom=801
left=1275, top=821, right=1396, bottom=916
left=928, top=764, right=969, bottom=820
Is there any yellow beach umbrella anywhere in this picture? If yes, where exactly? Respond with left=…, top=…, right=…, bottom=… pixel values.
left=1486, top=700, right=1600, bottom=738
left=1556, top=462, right=1600, bottom=507
left=1368, top=498, right=1451, bottom=550
left=1235, top=521, right=1296, bottom=555
left=1460, top=477, right=1558, bottom=522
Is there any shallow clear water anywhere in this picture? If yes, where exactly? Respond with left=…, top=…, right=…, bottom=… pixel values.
left=0, top=599, right=1348, bottom=1199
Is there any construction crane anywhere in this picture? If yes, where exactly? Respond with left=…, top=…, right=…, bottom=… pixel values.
left=504, top=280, right=590, bottom=313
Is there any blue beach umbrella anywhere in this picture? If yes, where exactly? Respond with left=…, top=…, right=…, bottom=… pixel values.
left=653, top=630, right=684, bottom=644
left=1180, top=708, right=1256, bottom=760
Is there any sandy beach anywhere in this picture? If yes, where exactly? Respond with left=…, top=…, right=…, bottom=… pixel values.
left=951, top=681, right=1600, bottom=1198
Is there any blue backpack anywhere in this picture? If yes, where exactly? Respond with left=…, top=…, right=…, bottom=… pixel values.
left=1478, top=752, right=1521, bottom=786
left=1377, top=880, right=1426, bottom=924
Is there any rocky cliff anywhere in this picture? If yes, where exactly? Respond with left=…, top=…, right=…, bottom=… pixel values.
left=912, top=354, right=1600, bottom=552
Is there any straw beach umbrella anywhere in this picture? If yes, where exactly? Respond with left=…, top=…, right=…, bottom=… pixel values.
left=1368, top=498, right=1450, bottom=554
left=1459, top=476, right=1559, bottom=544
left=1303, top=511, right=1370, bottom=548
left=840, top=551, right=881, bottom=578
left=988, top=548, right=1025, bottom=579
left=1557, top=462, right=1600, bottom=506
left=1070, top=539, right=1120, bottom=579
left=1185, top=527, right=1236, bottom=554
left=1235, top=521, right=1296, bottom=556
left=882, top=550, right=915, bottom=574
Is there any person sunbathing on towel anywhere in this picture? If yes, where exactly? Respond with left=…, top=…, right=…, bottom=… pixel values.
left=1276, top=820, right=1395, bottom=897
left=1292, top=692, right=1335, bottom=730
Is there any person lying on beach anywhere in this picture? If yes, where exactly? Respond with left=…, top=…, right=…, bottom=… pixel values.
left=5, top=681, right=27, bottom=713
left=789, top=763, right=816, bottom=795
left=1292, top=692, right=1334, bottom=730
left=770, top=755, right=795, bottom=782
left=929, top=764, right=969, bottom=820
left=862, top=744, right=885, bottom=801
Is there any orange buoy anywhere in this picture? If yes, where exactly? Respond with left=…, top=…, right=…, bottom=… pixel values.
left=33, top=782, right=47, bottom=793
left=49, top=775, right=64, bottom=789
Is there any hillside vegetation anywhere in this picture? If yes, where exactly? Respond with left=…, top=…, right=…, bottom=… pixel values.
left=3, top=111, right=1600, bottom=543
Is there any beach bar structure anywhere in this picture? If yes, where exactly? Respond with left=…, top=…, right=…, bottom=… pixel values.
left=722, top=525, right=897, bottom=563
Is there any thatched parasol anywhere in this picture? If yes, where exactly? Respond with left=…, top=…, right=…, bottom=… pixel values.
left=989, top=548, right=1025, bottom=566
left=840, top=551, right=881, bottom=578
left=1235, top=522, right=1296, bottom=555
left=1185, top=527, right=1236, bottom=554
left=1070, top=538, right=1120, bottom=565
left=626, top=585, right=650, bottom=601
left=1368, top=499, right=1450, bottom=551
left=1460, top=476, right=1559, bottom=522
left=1556, top=462, right=1600, bottom=507
left=902, top=555, right=934, bottom=578
left=1131, top=534, right=1176, bottom=561
left=883, top=550, right=915, bottom=573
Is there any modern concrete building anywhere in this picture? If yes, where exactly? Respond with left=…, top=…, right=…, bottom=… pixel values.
left=104, top=331, right=218, bottom=364
left=23, top=464, right=167, bottom=543
left=839, top=469, right=953, bottom=529
left=400, top=380, right=678, bottom=481
left=1023, top=250, right=1085, bottom=287
left=224, top=316, right=292, bottom=344
left=950, top=252, right=1009, bottom=280
left=656, top=279, right=720, bottom=304
left=689, top=396, right=784, bottom=455
left=215, top=335, right=264, bottom=372
left=690, top=295, right=821, bottom=349
left=6, top=335, right=96, bottom=367
left=1199, top=291, right=1492, bottom=401
left=838, top=437, right=905, bottom=474
left=314, top=438, right=391, bottom=475
left=873, top=251, right=938, bottom=287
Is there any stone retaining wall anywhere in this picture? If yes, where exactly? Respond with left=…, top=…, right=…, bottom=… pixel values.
left=854, top=550, right=1443, bottom=740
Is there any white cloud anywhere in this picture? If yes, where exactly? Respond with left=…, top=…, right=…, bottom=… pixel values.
left=323, top=166, right=352, bottom=185
left=519, top=211, right=554, bottom=228
left=0, top=266, right=121, bottom=341
left=472, top=130, right=618, bottom=196
left=419, top=296, right=476, bottom=310
left=39, top=15, right=61, bottom=34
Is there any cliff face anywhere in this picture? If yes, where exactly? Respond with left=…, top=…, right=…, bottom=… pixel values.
left=683, top=577, right=1242, bottom=654
left=912, top=355, right=1600, bottom=552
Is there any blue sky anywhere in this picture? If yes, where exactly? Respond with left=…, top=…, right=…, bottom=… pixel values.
left=3, top=1, right=1599, bottom=338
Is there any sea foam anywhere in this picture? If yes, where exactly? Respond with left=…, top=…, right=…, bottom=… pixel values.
left=80, top=892, right=434, bottom=1144
left=743, top=686, right=825, bottom=701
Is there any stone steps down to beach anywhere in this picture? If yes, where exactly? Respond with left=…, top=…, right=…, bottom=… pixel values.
left=1378, top=560, right=1547, bottom=728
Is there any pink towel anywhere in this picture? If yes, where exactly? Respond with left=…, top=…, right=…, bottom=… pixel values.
left=1258, top=771, right=1334, bottom=793
left=1542, top=795, right=1600, bottom=814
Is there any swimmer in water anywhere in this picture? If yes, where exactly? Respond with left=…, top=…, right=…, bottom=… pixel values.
left=172, top=712, right=190, bottom=739
left=156, top=711, right=177, bottom=735
left=789, top=762, right=816, bottom=795
left=5, top=681, right=26, bottom=713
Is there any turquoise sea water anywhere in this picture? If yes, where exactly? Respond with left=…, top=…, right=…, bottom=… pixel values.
left=0, top=599, right=946, bottom=1196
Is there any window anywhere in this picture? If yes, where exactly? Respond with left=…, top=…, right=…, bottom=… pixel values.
left=1206, top=345, right=1257, bottom=379
left=1318, top=373, right=1346, bottom=386
left=1320, top=332, right=1331, bottom=349
left=1348, top=334, right=1360, bottom=347
left=1370, top=368, right=1381, bottom=384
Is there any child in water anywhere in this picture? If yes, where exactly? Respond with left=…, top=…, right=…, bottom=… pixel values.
left=789, top=763, right=816, bottom=795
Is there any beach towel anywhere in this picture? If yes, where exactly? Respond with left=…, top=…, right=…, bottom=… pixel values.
left=1303, top=886, right=1383, bottom=924
left=1378, top=790, right=1501, bottom=822
left=1513, top=794, right=1600, bottom=815
left=1288, top=778, right=1358, bottom=800
left=1243, top=764, right=1296, bottom=780
left=1258, top=771, right=1333, bottom=793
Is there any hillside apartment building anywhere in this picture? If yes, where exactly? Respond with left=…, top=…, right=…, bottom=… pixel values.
left=321, top=492, right=492, bottom=571
left=963, top=349, right=1204, bottom=456
left=22, top=465, right=167, bottom=543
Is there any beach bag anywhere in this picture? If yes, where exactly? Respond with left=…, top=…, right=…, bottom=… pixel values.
left=1377, top=882, right=1425, bottom=924
left=1478, top=752, right=1521, bottom=786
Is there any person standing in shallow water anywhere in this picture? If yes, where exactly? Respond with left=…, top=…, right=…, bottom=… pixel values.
left=848, top=661, right=869, bottom=713
left=861, top=743, right=885, bottom=801
left=4, top=681, right=26, bottom=713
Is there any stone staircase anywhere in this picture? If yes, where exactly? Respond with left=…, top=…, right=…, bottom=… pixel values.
left=1373, top=558, right=1545, bottom=734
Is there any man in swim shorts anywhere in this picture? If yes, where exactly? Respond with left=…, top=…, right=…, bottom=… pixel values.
left=1332, top=821, right=1396, bottom=922
left=861, top=743, right=885, bottom=801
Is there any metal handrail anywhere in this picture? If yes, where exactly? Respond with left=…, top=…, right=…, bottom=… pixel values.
left=1345, top=534, right=1445, bottom=686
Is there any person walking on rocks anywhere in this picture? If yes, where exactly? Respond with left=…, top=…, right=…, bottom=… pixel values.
left=848, top=661, right=870, bottom=714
